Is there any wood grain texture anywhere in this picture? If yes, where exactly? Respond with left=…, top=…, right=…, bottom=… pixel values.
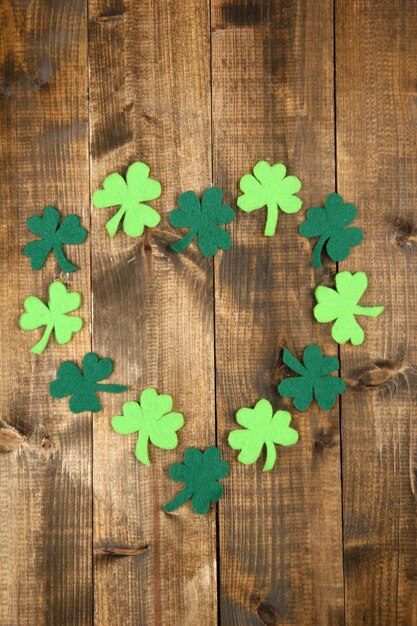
left=2, top=0, right=416, bottom=623
left=88, top=0, right=217, bottom=624
left=336, top=1, right=417, bottom=624
left=0, top=1, right=92, bottom=625
left=211, top=1, right=344, bottom=624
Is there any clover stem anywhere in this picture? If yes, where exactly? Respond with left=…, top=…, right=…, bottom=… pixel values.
left=105, top=207, right=127, bottom=237
left=263, top=441, right=277, bottom=472
left=171, top=228, right=197, bottom=253
left=94, top=383, right=128, bottom=393
left=353, top=305, right=384, bottom=317
left=135, top=434, right=150, bottom=465
left=31, top=324, right=54, bottom=354
left=264, top=203, right=278, bottom=236
left=53, top=244, right=77, bottom=273
left=312, top=235, right=327, bottom=268
left=163, top=486, right=193, bottom=512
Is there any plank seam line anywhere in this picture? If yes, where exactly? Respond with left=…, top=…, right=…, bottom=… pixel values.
left=208, top=1, right=221, bottom=624
left=86, top=2, right=94, bottom=623
left=333, top=1, right=347, bottom=622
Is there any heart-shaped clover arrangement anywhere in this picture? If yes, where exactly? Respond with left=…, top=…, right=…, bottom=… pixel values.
left=19, top=161, right=383, bottom=514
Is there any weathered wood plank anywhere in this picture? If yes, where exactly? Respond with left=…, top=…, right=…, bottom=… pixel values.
left=88, top=1, right=217, bottom=624
left=336, top=1, right=417, bottom=623
left=0, top=1, right=92, bottom=625
left=211, top=1, right=345, bottom=624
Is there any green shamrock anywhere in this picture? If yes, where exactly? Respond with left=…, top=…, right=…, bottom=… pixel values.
left=277, top=344, right=346, bottom=411
left=50, top=352, right=128, bottom=413
left=237, top=161, right=302, bottom=236
left=169, top=187, right=235, bottom=257
left=19, top=281, right=82, bottom=354
left=111, top=388, right=184, bottom=465
left=23, top=206, right=87, bottom=272
left=93, top=162, right=162, bottom=237
left=314, top=271, right=384, bottom=345
left=228, top=399, right=298, bottom=472
left=299, top=193, right=363, bottom=268
left=163, top=447, right=229, bottom=515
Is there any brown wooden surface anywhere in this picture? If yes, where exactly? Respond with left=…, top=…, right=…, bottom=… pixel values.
left=0, top=1, right=92, bottom=625
left=0, top=0, right=416, bottom=625
left=88, top=1, right=217, bottom=625
left=211, top=1, right=344, bottom=624
left=336, top=1, right=417, bottom=624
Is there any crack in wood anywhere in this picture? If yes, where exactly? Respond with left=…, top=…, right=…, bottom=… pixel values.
left=94, top=545, right=150, bottom=557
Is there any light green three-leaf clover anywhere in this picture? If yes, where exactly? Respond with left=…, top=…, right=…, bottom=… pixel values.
left=237, top=161, right=302, bottom=236
left=228, top=398, right=299, bottom=471
left=111, top=388, right=184, bottom=465
left=93, top=162, right=162, bottom=238
left=314, top=271, right=384, bottom=345
left=19, top=281, right=82, bottom=354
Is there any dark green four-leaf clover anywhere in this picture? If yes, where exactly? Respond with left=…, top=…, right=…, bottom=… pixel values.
left=169, top=187, right=234, bottom=257
left=278, top=344, right=346, bottom=411
left=299, top=193, right=363, bottom=268
left=23, top=206, right=87, bottom=272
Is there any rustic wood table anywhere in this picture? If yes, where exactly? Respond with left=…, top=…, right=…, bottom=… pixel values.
left=1, top=1, right=416, bottom=624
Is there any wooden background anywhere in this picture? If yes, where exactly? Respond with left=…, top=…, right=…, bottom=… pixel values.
left=1, top=0, right=416, bottom=624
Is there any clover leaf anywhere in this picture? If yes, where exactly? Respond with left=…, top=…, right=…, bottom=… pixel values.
left=169, top=187, right=235, bottom=257
left=314, top=271, right=384, bottom=345
left=19, top=281, right=83, bottom=354
left=23, top=206, right=87, bottom=272
left=299, top=193, right=363, bottom=268
left=277, top=344, right=346, bottom=411
left=228, top=399, right=298, bottom=471
left=111, top=388, right=184, bottom=465
left=237, top=161, right=302, bottom=236
left=50, top=352, right=128, bottom=413
left=93, top=162, right=162, bottom=237
left=163, top=446, right=229, bottom=515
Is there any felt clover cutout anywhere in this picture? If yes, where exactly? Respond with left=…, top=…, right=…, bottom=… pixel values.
left=111, top=388, right=184, bottom=466
left=93, top=162, right=162, bottom=238
left=169, top=187, right=235, bottom=257
left=228, top=399, right=298, bottom=472
left=314, top=271, right=384, bottom=345
left=23, top=206, right=87, bottom=272
left=299, top=193, right=363, bottom=268
left=19, top=281, right=82, bottom=354
left=163, top=446, right=229, bottom=515
left=50, top=352, right=128, bottom=413
left=237, top=161, right=302, bottom=236
left=277, top=344, right=346, bottom=411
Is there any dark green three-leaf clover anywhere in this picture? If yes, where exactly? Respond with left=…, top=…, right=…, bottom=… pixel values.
left=163, top=446, right=229, bottom=515
left=23, top=206, right=87, bottom=272
left=50, top=352, right=128, bottom=413
left=299, top=193, right=363, bottom=268
left=278, top=344, right=346, bottom=411
left=169, top=187, right=235, bottom=257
